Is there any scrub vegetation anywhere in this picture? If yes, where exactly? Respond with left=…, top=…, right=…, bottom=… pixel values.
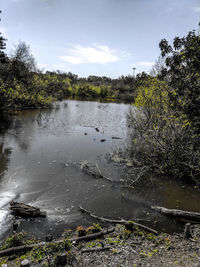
left=127, top=29, right=200, bottom=185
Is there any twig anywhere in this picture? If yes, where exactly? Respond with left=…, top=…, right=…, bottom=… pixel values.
left=79, top=206, right=158, bottom=235
left=70, top=228, right=115, bottom=243
left=81, top=246, right=111, bottom=253
left=95, top=162, right=112, bottom=182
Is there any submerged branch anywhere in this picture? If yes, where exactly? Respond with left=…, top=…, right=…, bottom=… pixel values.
left=79, top=205, right=158, bottom=235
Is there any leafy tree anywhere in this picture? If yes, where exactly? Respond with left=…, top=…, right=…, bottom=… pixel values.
left=150, top=56, right=166, bottom=77
left=128, top=76, right=200, bottom=184
left=0, top=10, right=9, bottom=110
left=8, top=41, right=37, bottom=87
left=159, top=30, right=200, bottom=133
left=0, top=11, right=7, bottom=64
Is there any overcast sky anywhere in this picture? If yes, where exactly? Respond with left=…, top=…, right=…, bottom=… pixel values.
left=1, top=0, right=200, bottom=78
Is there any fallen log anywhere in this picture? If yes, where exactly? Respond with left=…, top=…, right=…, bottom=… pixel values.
left=151, top=206, right=200, bottom=223
left=10, top=201, right=46, bottom=218
left=0, top=245, right=34, bottom=257
left=0, top=228, right=115, bottom=258
left=79, top=205, right=158, bottom=235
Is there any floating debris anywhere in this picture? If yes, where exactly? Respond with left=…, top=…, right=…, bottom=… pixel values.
left=10, top=201, right=46, bottom=218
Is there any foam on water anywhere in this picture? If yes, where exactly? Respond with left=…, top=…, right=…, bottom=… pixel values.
left=0, top=191, right=18, bottom=208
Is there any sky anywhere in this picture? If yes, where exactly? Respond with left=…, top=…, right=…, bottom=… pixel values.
left=0, top=0, right=200, bottom=78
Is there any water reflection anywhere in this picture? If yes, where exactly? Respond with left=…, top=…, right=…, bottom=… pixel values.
left=0, top=143, right=11, bottom=178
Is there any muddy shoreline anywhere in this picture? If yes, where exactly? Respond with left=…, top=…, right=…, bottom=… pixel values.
left=1, top=222, right=200, bottom=267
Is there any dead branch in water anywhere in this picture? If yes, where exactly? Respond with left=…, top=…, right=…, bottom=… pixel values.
left=151, top=206, right=200, bottom=223
left=94, top=162, right=113, bottom=182
left=79, top=205, right=158, bottom=235
left=80, top=160, right=112, bottom=182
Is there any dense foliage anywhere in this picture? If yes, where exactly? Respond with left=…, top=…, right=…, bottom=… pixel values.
left=128, top=30, right=200, bottom=185
left=0, top=40, right=54, bottom=110
left=159, top=30, right=200, bottom=133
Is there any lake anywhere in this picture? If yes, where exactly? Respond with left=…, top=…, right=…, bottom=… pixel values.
left=0, top=99, right=200, bottom=240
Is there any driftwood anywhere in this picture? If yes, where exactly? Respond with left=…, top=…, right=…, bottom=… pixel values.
left=10, top=201, right=46, bottom=218
left=151, top=205, right=200, bottom=223
left=81, top=246, right=111, bottom=253
left=0, top=228, right=115, bottom=258
left=79, top=205, right=158, bottom=235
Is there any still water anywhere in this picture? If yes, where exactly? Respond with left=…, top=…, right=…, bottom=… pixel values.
left=0, top=100, right=200, bottom=239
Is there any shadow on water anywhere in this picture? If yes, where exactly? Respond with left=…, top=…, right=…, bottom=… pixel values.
left=0, top=101, right=200, bottom=240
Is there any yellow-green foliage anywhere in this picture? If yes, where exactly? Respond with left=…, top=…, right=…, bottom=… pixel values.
left=33, top=74, right=71, bottom=99
left=134, top=77, right=171, bottom=117
left=129, top=76, right=200, bottom=181
left=0, top=232, right=27, bottom=249
left=86, top=223, right=102, bottom=234
left=71, top=83, right=111, bottom=99
left=0, top=79, right=54, bottom=110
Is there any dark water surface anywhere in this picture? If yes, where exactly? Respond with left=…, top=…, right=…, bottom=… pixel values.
left=0, top=100, right=200, bottom=239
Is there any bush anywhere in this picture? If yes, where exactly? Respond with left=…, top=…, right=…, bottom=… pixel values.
left=128, top=77, right=200, bottom=184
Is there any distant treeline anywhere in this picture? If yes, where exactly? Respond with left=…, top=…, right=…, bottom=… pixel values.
left=32, top=70, right=150, bottom=102
left=0, top=40, right=150, bottom=111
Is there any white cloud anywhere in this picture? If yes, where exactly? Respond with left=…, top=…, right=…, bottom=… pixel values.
left=60, top=44, right=122, bottom=64
left=193, top=6, right=200, bottom=12
left=61, top=56, right=84, bottom=65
